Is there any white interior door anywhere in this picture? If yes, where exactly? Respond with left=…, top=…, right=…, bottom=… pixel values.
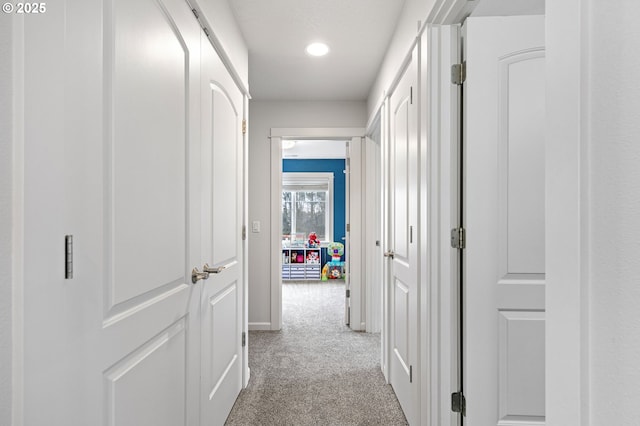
left=463, top=15, right=546, bottom=425
left=21, top=0, right=202, bottom=424
left=387, top=48, right=419, bottom=425
left=199, top=34, right=245, bottom=425
left=200, top=35, right=244, bottom=425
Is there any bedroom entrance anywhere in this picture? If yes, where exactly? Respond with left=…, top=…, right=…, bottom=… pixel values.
left=280, top=139, right=349, bottom=326
left=268, top=128, right=378, bottom=332
left=280, top=140, right=351, bottom=333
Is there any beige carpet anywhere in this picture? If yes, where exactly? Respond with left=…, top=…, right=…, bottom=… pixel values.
left=225, top=282, right=408, bottom=425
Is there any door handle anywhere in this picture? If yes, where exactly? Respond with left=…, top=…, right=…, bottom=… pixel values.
left=203, top=261, right=236, bottom=274
left=191, top=267, right=209, bottom=284
left=383, top=250, right=395, bottom=259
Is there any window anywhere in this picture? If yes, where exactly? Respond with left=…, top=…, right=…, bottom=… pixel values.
left=282, top=173, right=333, bottom=244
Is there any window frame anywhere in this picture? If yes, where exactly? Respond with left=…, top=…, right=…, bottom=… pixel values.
left=282, top=172, right=334, bottom=244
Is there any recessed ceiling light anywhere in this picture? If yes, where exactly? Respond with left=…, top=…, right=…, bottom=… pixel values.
left=305, top=42, right=330, bottom=57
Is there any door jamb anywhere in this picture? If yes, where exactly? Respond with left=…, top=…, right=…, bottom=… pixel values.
left=424, top=2, right=478, bottom=426
left=242, top=95, right=250, bottom=387
left=364, top=114, right=383, bottom=334
left=268, top=128, right=365, bottom=331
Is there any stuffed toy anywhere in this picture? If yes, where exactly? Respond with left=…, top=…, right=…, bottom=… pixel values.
left=306, top=251, right=320, bottom=264
left=308, top=232, right=320, bottom=248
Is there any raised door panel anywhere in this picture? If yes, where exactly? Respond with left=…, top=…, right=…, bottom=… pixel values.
left=104, top=320, right=187, bottom=426
left=393, top=279, right=410, bottom=370
left=498, top=311, right=545, bottom=422
left=211, top=89, right=240, bottom=266
left=203, top=283, right=240, bottom=416
left=393, top=98, right=410, bottom=262
left=107, top=0, right=188, bottom=315
left=498, top=51, right=546, bottom=277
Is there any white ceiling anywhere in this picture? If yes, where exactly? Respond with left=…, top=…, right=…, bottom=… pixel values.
left=229, top=0, right=406, bottom=101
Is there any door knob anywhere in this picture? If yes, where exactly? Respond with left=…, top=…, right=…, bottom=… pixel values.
left=203, top=263, right=225, bottom=274
left=191, top=267, right=209, bottom=284
left=383, top=250, right=395, bottom=259
left=203, top=261, right=236, bottom=274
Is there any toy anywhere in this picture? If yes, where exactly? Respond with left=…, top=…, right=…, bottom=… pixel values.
left=296, top=253, right=304, bottom=263
left=307, top=232, right=320, bottom=248
left=327, top=242, right=344, bottom=261
left=321, top=264, right=329, bottom=281
left=325, top=242, right=345, bottom=279
left=306, top=251, right=320, bottom=264
left=328, top=263, right=342, bottom=279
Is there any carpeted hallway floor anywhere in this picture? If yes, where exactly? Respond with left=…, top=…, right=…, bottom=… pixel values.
left=225, top=282, right=408, bottom=425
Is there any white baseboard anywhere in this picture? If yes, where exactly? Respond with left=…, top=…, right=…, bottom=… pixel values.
left=248, top=322, right=272, bottom=331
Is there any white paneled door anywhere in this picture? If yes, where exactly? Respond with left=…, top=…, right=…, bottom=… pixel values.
left=463, top=16, right=546, bottom=426
left=21, top=0, right=244, bottom=425
left=199, top=34, right=244, bottom=425
left=387, top=47, right=419, bottom=425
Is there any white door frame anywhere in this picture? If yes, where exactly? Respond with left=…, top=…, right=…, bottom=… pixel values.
left=268, top=127, right=365, bottom=331
left=418, top=22, right=463, bottom=426
left=242, top=95, right=250, bottom=387
left=364, top=114, right=383, bottom=334
left=424, top=0, right=590, bottom=425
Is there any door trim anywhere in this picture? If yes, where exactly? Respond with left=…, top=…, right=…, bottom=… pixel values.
left=266, top=127, right=365, bottom=331
left=11, top=15, right=25, bottom=426
left=187, top=0, right=250, bottom=97
left=242, top=94, right=250, bottom=387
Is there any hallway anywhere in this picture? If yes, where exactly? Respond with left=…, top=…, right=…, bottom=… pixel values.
left=226, top=283, right=407, bottom=425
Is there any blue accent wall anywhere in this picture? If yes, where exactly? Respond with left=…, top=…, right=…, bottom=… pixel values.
left=283, top=159, right=346, bottom=251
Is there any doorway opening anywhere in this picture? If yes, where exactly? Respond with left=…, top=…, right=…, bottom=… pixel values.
left=281, top=139, right=349, bottom=324
left=279, top=139, right=349, bottom=326
left=268, top=127, right=379, bottom=333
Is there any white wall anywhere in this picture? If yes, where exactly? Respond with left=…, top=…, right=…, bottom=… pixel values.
left=548, top=1, right=640, bottom=424
left=588, top=1, right=640, bottom=422
left=470, top=0, right=544, bottom=17
left=248, top=101, right=366, bottom=327
left=367, top=0, right=436, bottom=117
left=0, top=13, right=12, bottom=426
